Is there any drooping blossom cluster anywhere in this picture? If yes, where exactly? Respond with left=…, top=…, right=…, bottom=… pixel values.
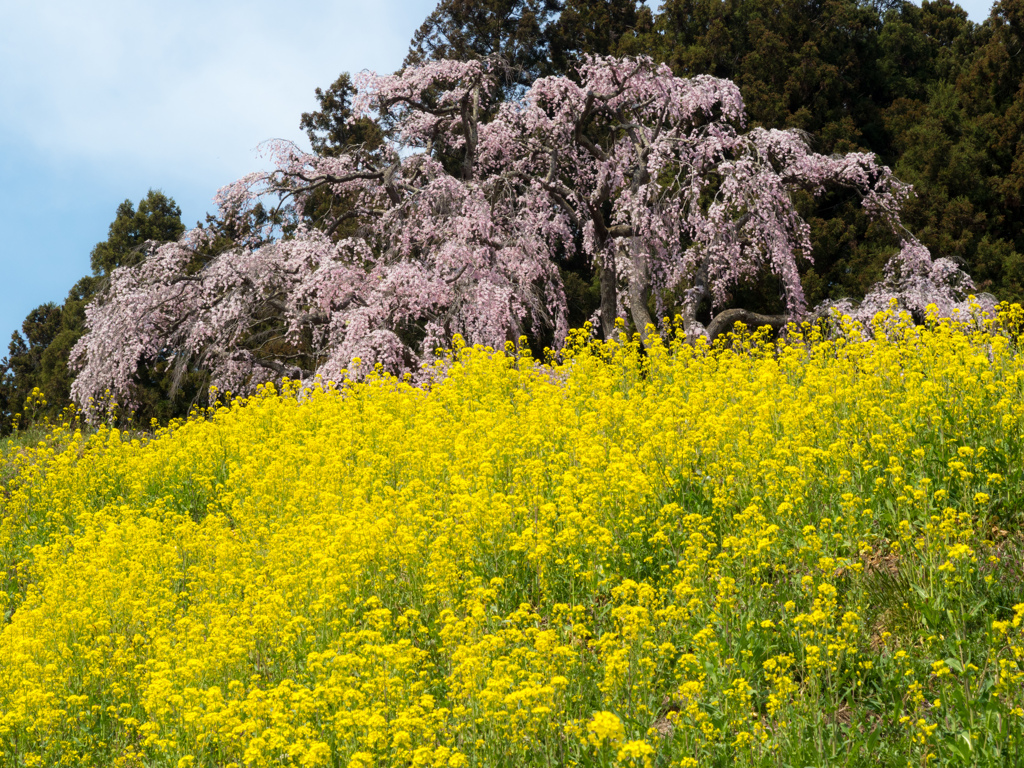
left=71, top=56, right=980, bottom=411
left=819, top=240, right=995, bottom=325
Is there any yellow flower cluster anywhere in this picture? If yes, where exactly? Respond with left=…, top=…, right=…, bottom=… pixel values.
left=1, top=307, right=1023, bottom=766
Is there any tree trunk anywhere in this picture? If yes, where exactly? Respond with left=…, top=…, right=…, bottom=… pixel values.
left=681, top=280, right=708, bottom=341
left=706, top=308, right=789, bottom=342
left=625, top=243, right=654, bottom=345
left=599, top=251, right=617, bottom=339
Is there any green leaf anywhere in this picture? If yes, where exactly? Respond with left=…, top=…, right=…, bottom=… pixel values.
left=958, top=730, right=973, bottom=751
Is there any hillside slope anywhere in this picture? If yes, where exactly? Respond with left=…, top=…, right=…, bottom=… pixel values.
left=1, top=311, right=1023, bottom=767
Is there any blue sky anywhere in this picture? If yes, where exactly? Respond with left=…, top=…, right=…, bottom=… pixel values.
left=0, top=0, right=437, bottom=348
left=0, top=0, right=998, bottom=350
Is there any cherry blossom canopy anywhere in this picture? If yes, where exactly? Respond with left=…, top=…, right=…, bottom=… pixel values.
left=70, top=56, right=985, bottom=412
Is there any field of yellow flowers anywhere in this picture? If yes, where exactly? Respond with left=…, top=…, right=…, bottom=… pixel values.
left=2, top=309, right=1023, bottom=768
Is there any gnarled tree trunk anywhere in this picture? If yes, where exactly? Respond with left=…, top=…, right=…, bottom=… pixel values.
left=706, top=308, right=789, bottom=342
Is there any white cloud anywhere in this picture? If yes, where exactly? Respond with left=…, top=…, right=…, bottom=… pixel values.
left=0, top=0, right=434, bottom=184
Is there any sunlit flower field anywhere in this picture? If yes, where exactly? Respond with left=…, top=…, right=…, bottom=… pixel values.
left=2, top=308, right=1023, bottom=768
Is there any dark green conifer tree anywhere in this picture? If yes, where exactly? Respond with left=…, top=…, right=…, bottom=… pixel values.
left=887, top=0, right=1024, bottom=301
left=405, top=0, right=562, bottom=89
left=547, top=0, right=653, bottom=71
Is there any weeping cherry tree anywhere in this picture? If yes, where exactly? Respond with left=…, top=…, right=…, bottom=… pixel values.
left=70, top=56, right=985, bottom=412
